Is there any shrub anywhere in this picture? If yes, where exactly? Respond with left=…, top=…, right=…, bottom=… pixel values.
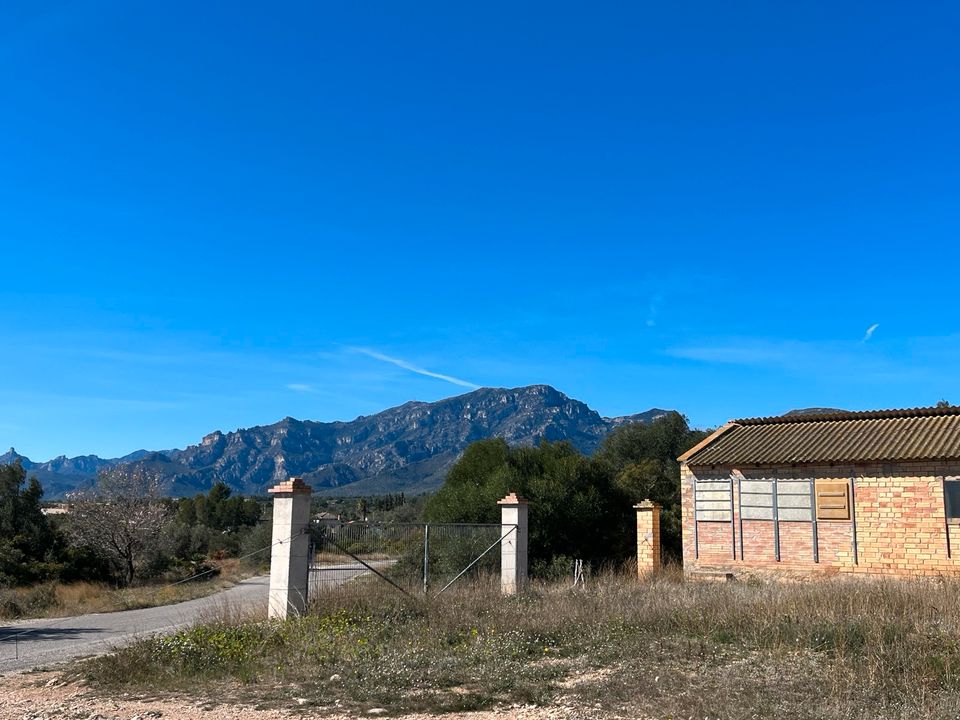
left=0, top=582, right=59, bottom=618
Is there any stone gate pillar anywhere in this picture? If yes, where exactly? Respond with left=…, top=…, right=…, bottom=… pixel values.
left=268, top=477, right=312, bottom=619
left=498, top=493, right=528, bottom=595
left=635, top=499, right=662, bottom=577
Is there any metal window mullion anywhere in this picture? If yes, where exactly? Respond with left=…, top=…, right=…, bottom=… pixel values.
left=850, top=474, right=859, bottom=565
left=737, top=476, right=744, bottom=561
left=730, top=477, right=737, bottom=559
left=693, top=475, right=699, bottom=560
left=772, top=477, right=780, bottom=562
left=809, top=479, right=819, bottom=563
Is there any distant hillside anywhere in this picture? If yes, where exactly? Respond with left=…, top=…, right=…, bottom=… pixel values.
left=0, top=447, right=153, bottom=498
left=3, top=385, right=673, bottom=497
left=784, top=408, right=849, bottom=417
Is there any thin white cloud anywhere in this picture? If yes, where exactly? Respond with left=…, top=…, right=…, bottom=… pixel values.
left=667, top=340, right=795, bottom=366
left=352, top=348, right=480, bottom=389
left=665, top=335, right=949, bottom=385
left=286, top=383, right=317, bottom=393
left=863, top=323, right=880, bottom=342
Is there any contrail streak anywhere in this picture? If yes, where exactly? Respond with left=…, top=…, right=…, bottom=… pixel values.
left=353, top=348, right=480, bottom=389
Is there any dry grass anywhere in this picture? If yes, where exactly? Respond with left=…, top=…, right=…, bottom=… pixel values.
left=72, top=570, right=960, bottom=719
left=0, top=559, right=254, bottom=619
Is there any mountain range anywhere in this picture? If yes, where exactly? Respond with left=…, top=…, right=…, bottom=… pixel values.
left=2, top=385, right=671, bottom=498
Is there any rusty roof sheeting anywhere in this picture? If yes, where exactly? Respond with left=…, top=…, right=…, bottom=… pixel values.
left=682, top=406, right=960, bottom=466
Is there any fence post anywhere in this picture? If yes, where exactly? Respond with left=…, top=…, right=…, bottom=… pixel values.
left=498, top=493, right=528, bottom=595
left=635, top=499, right=662, bottom=577
left=268, top=477, right=313, bottom=619
left=422, top=523, right=430, bottom=595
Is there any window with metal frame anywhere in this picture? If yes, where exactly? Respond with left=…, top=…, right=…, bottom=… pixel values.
left=741, top=479, right=813, bottom=521
left=694, top=478, right=733, bottom=521
left=943, top=479, right=960, bottom=519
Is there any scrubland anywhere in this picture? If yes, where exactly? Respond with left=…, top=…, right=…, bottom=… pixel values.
left=0, top=559, right=252, bottom=619
left=67, top=568, right=960, bottom=719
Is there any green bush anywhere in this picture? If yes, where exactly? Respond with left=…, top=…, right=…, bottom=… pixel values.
left=150, top=624, right=268, bottom=673
left=425, top=415, right=709, bottom=570
left=239, top=521, right=273, bottom=570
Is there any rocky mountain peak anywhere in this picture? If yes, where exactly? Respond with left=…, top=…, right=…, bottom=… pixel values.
left=5, top=385, right=675, bottom=498
left=1, top=447, right=32, bottom=467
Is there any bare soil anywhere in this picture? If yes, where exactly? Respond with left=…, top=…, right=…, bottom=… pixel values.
left=0, top=671, right=627, bottom=720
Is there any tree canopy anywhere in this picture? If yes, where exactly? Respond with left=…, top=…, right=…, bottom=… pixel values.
left=425, top=413, right=709, bottom=571
left=0, top=462, right=268, bottom=594
left=0, top=462, right=58, bottom=586
left=175, top=481, right=261, bottom=533
left=595, top=412, right=710, bottom=557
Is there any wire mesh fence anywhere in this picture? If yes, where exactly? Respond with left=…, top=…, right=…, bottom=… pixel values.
left=308, top=521, right=509, bottom=601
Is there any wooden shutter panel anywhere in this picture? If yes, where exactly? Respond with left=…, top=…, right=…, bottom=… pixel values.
left=816, top=481, right=850, bottom=520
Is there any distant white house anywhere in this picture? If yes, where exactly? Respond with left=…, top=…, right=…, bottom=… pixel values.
left=314, top=511, right=341, bottom=526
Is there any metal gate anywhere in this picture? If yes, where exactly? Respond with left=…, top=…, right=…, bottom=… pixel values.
left=307, top=520, right=514, bottom=601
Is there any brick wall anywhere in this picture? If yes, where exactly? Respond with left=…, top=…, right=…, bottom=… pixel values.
left=681, top=461, right=960, bottom=578
left=635, top=502, right=662, bottom=575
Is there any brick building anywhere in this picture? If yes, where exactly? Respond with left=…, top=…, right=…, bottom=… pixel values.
left=679, top=406, right=960, bottom=577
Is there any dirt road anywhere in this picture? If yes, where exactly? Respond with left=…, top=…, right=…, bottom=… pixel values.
left=0, top=576, right=269, bottom=675
left=0, top=561, right=385, bottom=675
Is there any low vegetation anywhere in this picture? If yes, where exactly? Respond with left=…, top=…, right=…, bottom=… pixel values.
left=0, top=461, right=272, bottom=618
left=2, top=412, right=702, bottom=607
left=74, top=571, right=960, bottom=719
left=426, top=412, right=708, bottom=568
left=0, top=559, right=252, bottom=619
left=312, top=492, right=427, bottom=524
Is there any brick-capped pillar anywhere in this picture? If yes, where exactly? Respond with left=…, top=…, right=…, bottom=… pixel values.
left=635, top=500, right=662, bottom=577
left=498, top=493, right=529, bottom=595
left=268, top=477, right=312, bottom=619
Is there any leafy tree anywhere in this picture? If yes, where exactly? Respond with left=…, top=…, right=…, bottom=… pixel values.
left=425, top=439, right=632, bottom=570
left=169, top=481, right=263, bottom=559
left=426, top=414, right=711, bottom=571
left=0, top=462, right=58, bottom=586
left=595, top=412, right=710, bottom=557
left=371, top=493, right=406, bottom=512
left=425, top=438, right=513, bottom=524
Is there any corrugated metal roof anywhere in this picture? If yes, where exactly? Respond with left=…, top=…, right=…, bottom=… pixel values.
left=681, top=406, right=960, bottom=466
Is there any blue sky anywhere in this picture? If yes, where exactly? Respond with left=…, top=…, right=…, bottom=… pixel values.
left=2, top=1, right=959, bottom=460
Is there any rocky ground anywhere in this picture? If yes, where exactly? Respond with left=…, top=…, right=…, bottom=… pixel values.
left=0, top=671, right=626, bottom=720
